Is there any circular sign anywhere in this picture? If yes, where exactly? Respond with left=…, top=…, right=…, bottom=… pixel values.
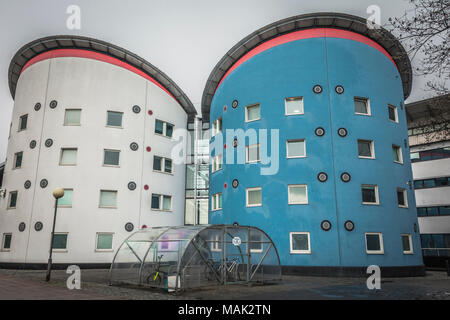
left=24, top=180, right=31, bottom=189
left=128, top=181, right=137, bottom=191
left=344, top=220, right=354, bottom=231
left=232, top=179, right=239, bottom=188
left=34, top=221, right=43, bottom=231
left=232, top=100, right=239, bottom=108
left=49, top=100, right=58, bottom=109
left=132, top=105, right=141, bottom=114
left=34, top=103, right=41, bottom=111
left=318, top=172, right=328, bottom=182
left=232, top=237, right=241, bottom=246
left=29, top=140, right=37, bottom=149
left=130, top=142, right=139, bottom=151
left=321, top=220, right=332, bottom=231
left=40, top=179, right=48, bottom=188
left=18, top=222, right=26, bottom=232
left=338, top=128, right=348, bottom=137
left=125, top=222, right=134, bottom=232
left=335, top=85, right=344, bottom=94
left=45, top=139, right=53, bottom=148
left=341, top=172, right=351, bottom=183
left=315, top=127, right=325, bottom=137
left=313, top=85, right=323, bottom=94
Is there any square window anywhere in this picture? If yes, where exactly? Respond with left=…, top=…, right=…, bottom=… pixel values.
left=245, top=104, right=260, bottom=122
left=58, top=189, right=73, bottom=207
left=155, top=120, right=164, bottom=135
left=366, top=233, right=384, bottom=254
left=151, top=194, right=161, bottom=209
left=402, top=234, right=413, bottom=254
left=103, top=150, right=120, bottom=166
left=287, top=140, right=306, bottom=158
left=392, top=145, right=403, bottom=163
left=106, top=111, right=123, bottom=127
left=96, top=233, right=113, bottom=250
left=362, top=185, right=379, bottom=204
left=64, top=109, right=81, bottom=125
left=99, top=190, right=117, bottom=208
left=285, top=97, right=304, bottom=115
left=397, top=188, right=408, bottom=208
left=288, top=185, right=308, bottom=204
left=358, top=140, right=374, bottom=158
left=153, top=156, right=162, bottom=171
left=8, top=191, right=18, bottom=209
left=19, top=114, right=28, bottom=131
left=246, top=187, right=262, bottom=207
left=14, top=152, right=23, bottom=169
left=2, top=234, right=12, bottom=250
left=354, top=97, right=370, bottom=115
left=60, top=148, right=77, bottom=166
left=246, top=144, right=260, bottom=163
left=249, top=231, right=263, bottom=253
left=164, top=159, right=172, bottom=173
left=52, top=233, right=68, bottom=250
left=388, top=105, right=398, bottom=122
left=290, top=232, right=310, bottom=254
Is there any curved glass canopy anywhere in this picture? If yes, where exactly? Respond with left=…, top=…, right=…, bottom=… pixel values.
left=109, top=225, right=281, bottom=292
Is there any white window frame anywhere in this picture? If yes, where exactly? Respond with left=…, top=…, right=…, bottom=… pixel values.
left=392, top=145, right=403, bottom=164
left=211, top=193, right=223, bottom=211
left=212, top=118, right=222, bottom=137
left=7, top=191, right=18, bottom=209
left=246, top=144, right=260, bottom=163
left=57, top=189, right=73, bottom=208
left=1, top=233, right=12, bottom=251
left=153, top=156, right=173, bottom=174
left=99, top=190, right=118, bottom=209
left=151, top=194, right=172, bottom=212
left=59, top=148, right=78, bottom=166
left=290, top=232, right=311, bottom=254
left=155, top=119, right=174, bottom=138
left=401, top=234, right=414, bottom=254
left=288, top=184, right=308, bottom=205
left=286, top=139, right=306, bottom=159
left=211, top=154, right=223, bottom=173
left=106, top=110, right=123, bottom=128
left=95, top=232, right=114, bottom=252
left=388, top=104, right=398, bottom=123
left=285, top=97, right=304, bottom=116
left=18, top=114, right=28, bottom=131
left=362, top=184, right=379, bottom=205
left=103, top=149, right=120, bottom=167
left=365, top=232, right=384, bottom=254
left=397, top=188, right=408, bottom=208
left=357, top=139, right=375, bottom=159
left=249, top=232, right=263, bottom=253
left=245, top=103, right=261, bottom=123
left=354, top=97, right=371, bottom=116
left=52, top=232, right=69, bottom=252
left=13, top=151, right=23, bottom=169
left=246, top=187, right=262, bottom=207
left=210, top=234, right=222, bottom=252
left=64, top=109, right=81, bottom=126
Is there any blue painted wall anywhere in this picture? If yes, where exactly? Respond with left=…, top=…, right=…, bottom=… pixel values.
left=209, top=34, right=423, bottom=267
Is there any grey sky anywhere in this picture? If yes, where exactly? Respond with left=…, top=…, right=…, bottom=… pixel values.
left=0, top=0, right=438, bottom=161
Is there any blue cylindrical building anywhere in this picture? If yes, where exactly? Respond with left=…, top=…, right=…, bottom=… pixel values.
left=202, top=13, right=424, bottom=276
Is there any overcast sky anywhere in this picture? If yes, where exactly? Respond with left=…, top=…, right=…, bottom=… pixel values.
left=0, top=0, right=439, bottom=161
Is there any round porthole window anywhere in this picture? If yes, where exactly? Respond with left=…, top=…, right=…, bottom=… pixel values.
left=340, top=172, right=351, bottom=183
left=49, top=100, right=58, bottom=109
left=29, top=140, right=37, bottom=149
left=233, top=138, right=238, bottom=148
left=125, top=222, right=134, bottom=232
left=130, top=142, right=139, bottom=151
left=34, top=103, right=41, bottom=111
left=232, top=100, right=239, bottom=108
left=24, top=180, right=31, bottom=189
left=317, top=172, right=328, bottom=182
left=128, top=181, right=137, bottom=191
left=335, top=85, right=344, bottom=94
left=132, top=105, right=141, bottom=114
left=45, top=139, right=53, bottom=148
left=321, top=220, right=332, bottom=231
left=232, top=179, right=239, bottom=188
left=344, top=220, right=354, bottom=231
left=34, top=221, right=43, bottom=231
left=18, top=222, right=26, bottom=232
left=40, top=179, right=48, bottom=188
left=313, top=85, right=323, bottom=94
left=315, top=127, right=325, bottom=137
left=338, top=128, right=348, bottom=137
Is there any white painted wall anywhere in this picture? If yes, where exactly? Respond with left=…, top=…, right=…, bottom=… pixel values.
left=0, top=56, right=188, bottom=264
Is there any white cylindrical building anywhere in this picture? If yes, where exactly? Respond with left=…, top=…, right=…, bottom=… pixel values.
left=0, top=36, right=196, bottom=267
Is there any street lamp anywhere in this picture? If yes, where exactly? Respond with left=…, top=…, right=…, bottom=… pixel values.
left=45, top=188, right=64, bottom=282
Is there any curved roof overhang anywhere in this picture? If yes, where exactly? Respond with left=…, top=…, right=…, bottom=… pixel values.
left=8, top=35, right=197, bottom=117
left=201, top=12, right=412, bottom=121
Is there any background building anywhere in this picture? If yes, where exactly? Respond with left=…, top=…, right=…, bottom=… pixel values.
left=406, top=94, right=450, bottom=268
left=0, top=36, right=196, bottom=266
left=204, top=13, right=424, bottom=276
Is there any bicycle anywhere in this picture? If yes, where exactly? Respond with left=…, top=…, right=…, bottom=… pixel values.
left=145, top=254, right=166, bottom=286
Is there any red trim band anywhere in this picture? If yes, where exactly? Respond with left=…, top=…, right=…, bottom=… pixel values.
left=216, top=28, right=397, bottom=91
left=21, top=49, right=177, bottom=102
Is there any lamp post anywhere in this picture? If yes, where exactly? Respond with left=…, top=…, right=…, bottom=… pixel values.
left=46, top=188, right=64, bottom=282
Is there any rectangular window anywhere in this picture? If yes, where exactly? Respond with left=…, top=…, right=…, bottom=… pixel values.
left=58, top=189, right=73, bottom=207
left=285, top=97, right=304, bottom=115
left=166, top=123, right=174, bottom=138
left=354, top=97, right=370, bottom=115
left=290, top=232, right=311, bottom=254
left=388, top=104, right=398, bottom=122
left=153, top=156, right=173, bottom=174
left=13, top=152, right=23, bottom=169
left=287, top=139, right=306, bottom=158
left=245, top=104, right=260, bottom=122
left=60, top=148, right=77, bottom=166
left=288, top=184, right=308, bottom=204
left=19, top=114, right=28, bottom=131
left=155, top=119, right=164, bottom=135
left=402, top=234, right=413, bottom=254
left=103, top=149, right=120, bottom=166
left=99, top=190, right=117, bottom=208
left=153, top=156, right=162, bottom=171
left=211, top=193, right=223, bottom=211
left=2, top=234, right=12, bottom=251
left=362, top=185, right=379, bottom=205
left=155, top=119, right=174, bottom=137
left=64, top=109, right=81, bottom=126
left=52, top=233, right=68, bottom=250
left=212, top=154, right=223, bottom=173
left=246, top=144, right=260, bottom=163
left=8, top=191, right=18, bottom=209
left=151, top=194, right=172, bottom=211
left=212, top=118, right=222, bottom=137
left=365, top=233, right=384, bottom=254
left=397, top=188, right=408, bottom=208
left=246, top=187, right=262, bottom=207
left=106, top=111, right=123, bottom=127
left=249, top=231, right=263, bottom=253
left=164, top=159, right=172, bottom=174
left=358, top=140, right=375, bottom=158
left=392, top=145, right=403, bottom=163
left=96, top=233, right=113, bottom=250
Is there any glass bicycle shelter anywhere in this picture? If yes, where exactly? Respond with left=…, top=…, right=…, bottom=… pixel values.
left=109, top=225, right=281, bottom=292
